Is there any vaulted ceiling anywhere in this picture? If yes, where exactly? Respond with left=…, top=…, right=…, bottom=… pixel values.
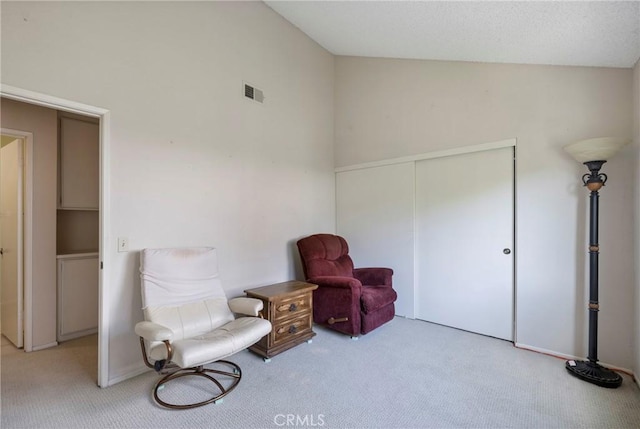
left=265, top=1, right=640, bottom=68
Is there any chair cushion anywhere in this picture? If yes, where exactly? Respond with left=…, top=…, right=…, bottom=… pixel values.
left=145, top=297, right=235, bottom=340
left=297, top=234, right=355, bottom=278
left=150, top=317, right=272, bottom=367
left=140, top=247, right=226, bottom=309
left=360, top=286, right=397, bottom=314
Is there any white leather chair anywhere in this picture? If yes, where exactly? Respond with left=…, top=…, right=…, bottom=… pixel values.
left=135, top=247, right=272, bottom=409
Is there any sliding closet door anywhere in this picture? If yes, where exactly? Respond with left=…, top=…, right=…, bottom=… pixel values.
left=415, top=147, right=514, bottom=340
left=336, top=162, right=414, bottom=318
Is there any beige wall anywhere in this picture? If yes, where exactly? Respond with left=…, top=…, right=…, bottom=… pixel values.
left=1, top=2, right=335, bottom=384
left=0, top=98, right=58, bottom=349
left=335, top=57, right=635, bottom=369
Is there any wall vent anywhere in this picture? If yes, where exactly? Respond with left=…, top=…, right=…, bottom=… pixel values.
left=244, top=82, right=264, bottom=104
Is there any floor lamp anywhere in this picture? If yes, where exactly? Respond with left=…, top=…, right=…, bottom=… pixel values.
left=563, top=137, right=628, bottom=388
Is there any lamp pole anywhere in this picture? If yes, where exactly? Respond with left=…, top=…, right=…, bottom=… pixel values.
left=565, top=160, right=622, bottom=388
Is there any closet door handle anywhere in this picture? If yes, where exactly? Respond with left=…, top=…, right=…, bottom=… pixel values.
left=503, top=248, right=511, bottom=255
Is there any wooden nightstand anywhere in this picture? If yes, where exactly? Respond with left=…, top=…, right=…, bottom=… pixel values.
left=244, top=281, right=318, bottom=360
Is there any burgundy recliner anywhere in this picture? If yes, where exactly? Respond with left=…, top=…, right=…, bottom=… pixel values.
left=296, top=234, right=397, bottom=337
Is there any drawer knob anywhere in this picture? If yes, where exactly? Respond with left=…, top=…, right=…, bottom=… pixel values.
left=289, top=325, right=298, bottom=334
left=289, top=303, right=298, bottom=312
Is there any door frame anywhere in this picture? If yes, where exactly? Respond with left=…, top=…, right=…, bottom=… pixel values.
left=0, top=133, right=26, bottom=351
left=0, top=130, right=30, bottom=350
left=0, top=84, right=111, bottom=388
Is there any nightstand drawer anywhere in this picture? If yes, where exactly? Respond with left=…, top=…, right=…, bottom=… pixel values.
left=273, top=313, right=312, bottom=346
left=272, top=293, right=311, bottom=322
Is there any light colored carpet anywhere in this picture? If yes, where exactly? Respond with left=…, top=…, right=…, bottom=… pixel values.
left=2, top=317, right=640, bottom=428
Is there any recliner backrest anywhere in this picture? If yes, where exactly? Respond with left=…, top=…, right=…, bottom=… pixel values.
left=297, top=234, right=355, bottom=279
left=140, top=247, right=234, bottom=340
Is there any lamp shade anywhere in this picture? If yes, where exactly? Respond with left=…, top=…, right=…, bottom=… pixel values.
left=563, top=137, right=629, bottom=164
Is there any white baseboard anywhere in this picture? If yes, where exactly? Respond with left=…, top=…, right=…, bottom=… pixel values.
left=515, top=342, right=576, bottom=360
left=106, top=363, right=150, bottom=387
left=31, top=341, right=58, bottom=351
left=514, top=342, right=633, bottom=375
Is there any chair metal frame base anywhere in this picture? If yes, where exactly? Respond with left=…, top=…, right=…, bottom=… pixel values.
left=139, top=338, right=242, bottom=409
left=153, top=361, right=242, bottom=409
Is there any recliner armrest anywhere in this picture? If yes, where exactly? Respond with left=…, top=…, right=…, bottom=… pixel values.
left=228, top=297, right=264, bottom=317
left=353, top=267, right=393, bottom=287
left=308, top=276, right=362, bottom=290
left=135, top=321, right=173, bottom=341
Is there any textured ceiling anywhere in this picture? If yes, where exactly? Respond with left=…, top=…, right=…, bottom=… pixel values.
left=264, top=1, right=640, bottom=68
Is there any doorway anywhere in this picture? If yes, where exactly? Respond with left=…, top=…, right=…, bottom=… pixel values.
left=1, top=85, right=110, bottom=387
left=0, top=135, right=24, bottom=348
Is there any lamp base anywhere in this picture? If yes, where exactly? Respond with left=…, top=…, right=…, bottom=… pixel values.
left=565, top=360, right=622, bottom=388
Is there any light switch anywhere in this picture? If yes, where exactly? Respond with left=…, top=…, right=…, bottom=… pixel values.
left=118, top=237, right=129, bottom=252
